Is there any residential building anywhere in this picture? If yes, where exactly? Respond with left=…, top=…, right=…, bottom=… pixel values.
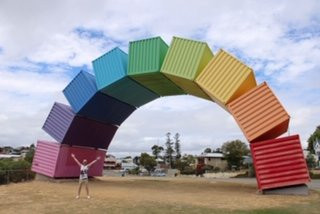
left=196, top=152, right=228, bottom=170
left=104, top=154, right=117, bottom=169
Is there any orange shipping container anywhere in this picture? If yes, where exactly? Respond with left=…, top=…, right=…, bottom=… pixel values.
left=228, top=82, right=290, bottom=143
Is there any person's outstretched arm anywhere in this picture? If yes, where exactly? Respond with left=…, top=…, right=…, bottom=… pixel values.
left=71, top=153, right=81, bottom=167
left=87, top=156, right=101, bottom=167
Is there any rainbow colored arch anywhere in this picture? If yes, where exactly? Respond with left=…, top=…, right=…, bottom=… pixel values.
left=32, top=36, right=310, bottom=192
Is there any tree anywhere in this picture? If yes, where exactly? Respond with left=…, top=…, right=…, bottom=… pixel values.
left=182, top=154, right=196, bottom=165
left=176, top=154, right=196, bottom=174
left=24, top=144, right=35, bottom=163
left=165, top=132, right=175, bottom=168
left=307, top=125, right=320, bottom=154
left=140, top=153, right=157, bottom=173
left=151, top=145, right=164, bottom=159
left=215, top=148, right=222, bottom=153
left=306, top=153, right=317, bottom=169
left=133, top=156, right=140, bottom=165
left=174, top=133, right=181, bottom=159
left=221, top=140, right=249, bottom=170
left=204, top=148, right=212, bottom=153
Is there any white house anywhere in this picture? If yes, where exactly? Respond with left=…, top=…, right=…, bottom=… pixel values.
left=121, top=162, right=138, bottom=171
left=0, top=154, right=21, bottom=160
left=196, top=152, right=228, bottom=170
left=104, top=154, right=117, bottom=169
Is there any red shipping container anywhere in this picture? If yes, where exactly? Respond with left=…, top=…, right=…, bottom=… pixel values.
left=250, top=135, right=310, bottom=191
left=32, top=140, right=105, bottom=178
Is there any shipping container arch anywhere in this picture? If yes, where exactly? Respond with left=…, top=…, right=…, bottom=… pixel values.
left=32, top=36, right=310, bottom=192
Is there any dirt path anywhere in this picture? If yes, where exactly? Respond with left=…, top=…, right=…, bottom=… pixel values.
left=0, top=177, right=319, bottom=214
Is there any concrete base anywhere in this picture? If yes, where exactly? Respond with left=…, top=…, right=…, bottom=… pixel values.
left=35, top=173, right=96, bottom=183
left=262, top=184, right=309, bottom=196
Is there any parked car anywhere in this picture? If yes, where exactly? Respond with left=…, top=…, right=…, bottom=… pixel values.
left=151, top=169, right=166, bottom=177
left=120, top=169, right=129, bottom=176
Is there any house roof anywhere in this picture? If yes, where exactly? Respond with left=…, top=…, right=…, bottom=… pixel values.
left=156, top=158, right=164, bottom=162
left=105, top=156, right=117, bottom=162
left=122, top=162, right=137, bottom=167
left=198, top=153, right=224, bottom=158
left=0, top=154, right=21, bottom=159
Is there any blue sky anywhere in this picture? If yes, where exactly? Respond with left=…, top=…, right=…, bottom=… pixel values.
left=0, top=0, right=319, bottom=157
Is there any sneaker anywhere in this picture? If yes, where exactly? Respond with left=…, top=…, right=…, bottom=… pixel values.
left=87, top=196, right=90, bottom=199
left=76, top=195, right=80, bottom=199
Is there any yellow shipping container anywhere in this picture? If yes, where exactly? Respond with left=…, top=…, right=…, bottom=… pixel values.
left=195, top=49, right=257, bottom=110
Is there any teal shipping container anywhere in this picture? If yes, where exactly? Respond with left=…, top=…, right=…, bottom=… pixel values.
left=93, top=47, right=159, bottom=107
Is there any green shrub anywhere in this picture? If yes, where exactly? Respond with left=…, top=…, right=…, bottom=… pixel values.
left=306, top=154, right=317, bottom=169
left=201, top=165, right=223, bottom=173
left=181, top=166, right=195, bottom=175
left=203, top=165, right=213, bottom=171
left=213, top=167, right=221, bottom=173
left=309, top=171, right=320, bottom=179
left=248, top=163, right=255, bottom=177
left=128, top=167, right=140, bottom=175
left=0, top=159, right=35, bottom=184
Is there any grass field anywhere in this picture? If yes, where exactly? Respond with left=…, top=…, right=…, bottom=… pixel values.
left=0, top=176, right=319, bottom=214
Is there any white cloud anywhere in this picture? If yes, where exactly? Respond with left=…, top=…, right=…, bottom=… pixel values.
left=109, top=96, right=246, bottom=156
left=27, top=32, right=115, bottom=68
left=0, top=69, right=68, bottom=146
left=0, top=0, right=319, bottom=156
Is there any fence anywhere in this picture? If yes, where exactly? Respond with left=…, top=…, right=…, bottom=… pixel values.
left=0, top=169, right=35, bottom=185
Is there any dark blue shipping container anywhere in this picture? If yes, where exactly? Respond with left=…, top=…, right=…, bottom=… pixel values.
left=63, top=71, right=136, bottom=125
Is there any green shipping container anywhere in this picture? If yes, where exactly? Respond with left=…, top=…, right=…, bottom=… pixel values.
left=128, top=37, right=185, bottom=96
left=93, top=47, right=159, bottom=107
left=161, top=37, right=214, bottom=100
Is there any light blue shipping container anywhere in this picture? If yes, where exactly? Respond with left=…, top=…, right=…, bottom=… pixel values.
left=94, top=48, right=127, bottom=88
left=93, top=47, right=159, bottom=107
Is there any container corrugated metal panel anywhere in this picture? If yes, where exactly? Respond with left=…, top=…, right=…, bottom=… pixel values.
left=196, top=49, right=257, bottom=109
left=64, top=116, right=117, bottom=149
left=93, top=47, right=127, bottom=88
left=228, top=82, right=290, bottom=143
left=128, top=37, right=185, bottom=96
left=63, top=71, right=136, bottom=125
left=251, top=135, right=310, bottom=190
left=99, top=76, right=158, bottom=107
left=32, top=141, right=105, bottom=178
left=93, top=47, right=159, bottom=107
left=42, top=102, right=74, bottom=142
left=54, top=145, right=105, bottom=178
left=63, top=71, right=96, bottom=113
left=31, top=140, right=60, bottom=177
left=161, top=37, right=213, bottom=99
left=42, top=102, right=118, bottom=149
left=79, top=92, right=136, bottom=125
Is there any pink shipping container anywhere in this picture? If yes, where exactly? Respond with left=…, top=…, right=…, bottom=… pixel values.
left=32, top=140, right=105, bottom=178
left=250, top=135, right=310, bottom=191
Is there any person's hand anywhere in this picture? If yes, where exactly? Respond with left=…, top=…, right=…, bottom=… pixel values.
left=71, top=153, right=75, bottom=158
left=96, top=156, right=101, bottom=160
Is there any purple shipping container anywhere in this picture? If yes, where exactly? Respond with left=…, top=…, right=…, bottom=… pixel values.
left=32, top=140, right=105, bottom=178
left=43, top=102, right=118, bottom=149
